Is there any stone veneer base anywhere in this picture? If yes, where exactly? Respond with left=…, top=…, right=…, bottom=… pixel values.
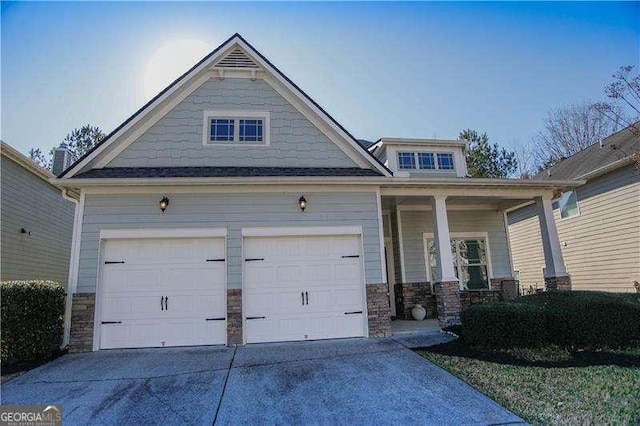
left=545, top=276, right=572, bottom=291
left=227, top=289, right=243, bottom=346
left=433, top=281, right=462, bottom=327
left=393, top=282, right=437, bottom=320
left=366, top=283, right=391, bottom=338
left=68, top=293, right=96, bottom=353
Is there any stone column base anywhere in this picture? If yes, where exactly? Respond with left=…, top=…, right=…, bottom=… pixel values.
left=227, top=289, right=243, bottom=346
left=545, top=276, right=572, bottom=291
left=366, top=283, right=391, bottom=338
left=433, top=281, right=461, bottom=327
left=69, top=293, right=96, bottom=353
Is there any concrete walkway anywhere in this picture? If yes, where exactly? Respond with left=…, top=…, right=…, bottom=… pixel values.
left=1, top=331, right=524, bottom=425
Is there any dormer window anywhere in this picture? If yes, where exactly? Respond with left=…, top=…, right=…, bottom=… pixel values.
left=437, top=153, right=455, bottom=170
left=398, top=152, right=416, bottom=169
left=203, top=110, right=270, bottom=146
left=396, top=151, right=456, bottom=171
left=418, top=153, right=435, bottom=170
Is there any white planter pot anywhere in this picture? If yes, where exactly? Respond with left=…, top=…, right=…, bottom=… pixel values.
left=411, top=304, right=426, bottom=321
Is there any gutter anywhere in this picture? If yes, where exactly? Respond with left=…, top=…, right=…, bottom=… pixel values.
left=574, top=156, right=635, bottom=181
left=50, top=176, right=583, bottom=190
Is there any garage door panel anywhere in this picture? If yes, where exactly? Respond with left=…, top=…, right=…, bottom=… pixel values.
left=100, top=236, right=226, bottom=349
left=244, top=234, right=365, bottom=344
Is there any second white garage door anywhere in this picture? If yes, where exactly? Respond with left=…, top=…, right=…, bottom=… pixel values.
left=244, top=234, right=366, bottom=344
left=99, top=237, right=227, bottom=349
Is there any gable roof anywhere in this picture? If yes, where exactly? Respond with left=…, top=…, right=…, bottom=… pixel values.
left=1, top=140, right=55, bottom=182
left=59, top=33, right=391, bottom=179
left=532, top=125, right=638, bottom=181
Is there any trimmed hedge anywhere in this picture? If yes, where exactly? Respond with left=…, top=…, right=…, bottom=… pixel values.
left=1, top=280, right=66, bottom=368
left=461, top=291, right=640, bottom=349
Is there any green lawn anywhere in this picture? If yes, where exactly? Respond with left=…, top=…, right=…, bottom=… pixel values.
left=418, top=341, right=640, bottom=425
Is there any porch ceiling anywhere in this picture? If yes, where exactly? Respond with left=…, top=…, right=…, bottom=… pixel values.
left=382, top=196, right=533, bottom=212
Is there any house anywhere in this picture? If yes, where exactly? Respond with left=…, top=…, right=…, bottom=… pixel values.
left=52, top=34, right=579, bottom=352
left=507, top=126, right=640, bottom=293
left=0, top=141, right=77, bottom=286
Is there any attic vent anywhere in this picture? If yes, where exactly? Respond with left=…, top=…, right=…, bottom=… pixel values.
left=215, top=48, right=259, bottom=69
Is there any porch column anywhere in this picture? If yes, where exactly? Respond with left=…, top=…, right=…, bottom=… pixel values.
left=431, top=195, right=461, bottom=327
left=535, top=196, right=571, bottom=291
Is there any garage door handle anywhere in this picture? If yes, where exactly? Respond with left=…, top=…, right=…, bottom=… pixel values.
left=301, top=291, right=304, bottom=305
left=206, top=258, right=225, bottom=262
left=104, top=260, right=125, bottom=264
left=344, top=311, right=363, bottom=315
left=245, top=258, right=264, bottom=262
left=246, top=316, right=266, bottom=320
left=305, top=291, right=309, bottom=305
left=101, top=321, right=122, bottom=324
left=165, top=296, right=168, bottom=311
left=341, top=255, right=360, bottom=258
left=206, top=317, right=226, bottom=321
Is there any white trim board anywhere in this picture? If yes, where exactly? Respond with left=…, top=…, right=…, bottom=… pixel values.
left=100, top=228, right=227, bottom=239
left=376, top=188, right=387, bottom=285
left=241, top=226, right=362, bottom=237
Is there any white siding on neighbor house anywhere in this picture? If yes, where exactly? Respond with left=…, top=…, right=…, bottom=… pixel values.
left=0, top=156, right=75, bottom=287
left=76, top=191, right=382, bottom=294
left=508, top=165, right=640, bottom=293
left=108, top=78, right=359, bottom=169
left=398, top=209, right=513, bottom=283
left=506, top=204, right=546, bottom=291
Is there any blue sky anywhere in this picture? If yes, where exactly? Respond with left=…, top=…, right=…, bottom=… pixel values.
left=2, top=2, right=639, bottom=157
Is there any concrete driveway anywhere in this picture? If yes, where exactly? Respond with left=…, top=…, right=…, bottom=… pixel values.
left=1, top=331, right=523, bottom=425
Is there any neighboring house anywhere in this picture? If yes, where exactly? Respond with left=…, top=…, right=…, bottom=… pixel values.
left=0, top=141, right=77, bottom=286
left=507, top=127, right=639, bottom=293
left=53, top=34, right=578, bottom=353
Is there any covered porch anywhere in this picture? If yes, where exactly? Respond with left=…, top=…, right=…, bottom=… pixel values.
left=379, top=181, right=575, bottom=327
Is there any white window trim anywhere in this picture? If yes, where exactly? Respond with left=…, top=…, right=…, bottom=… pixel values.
left=396, top=151, right=457, bottom=171
left=422, top=231, right=493, bottom=290
left=552, top=190, right=581, bottom=221
left=202, top=110, right=270, bottom=146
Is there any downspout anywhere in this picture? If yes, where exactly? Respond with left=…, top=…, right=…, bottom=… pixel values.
left=60, top=189, right=79, bottom=348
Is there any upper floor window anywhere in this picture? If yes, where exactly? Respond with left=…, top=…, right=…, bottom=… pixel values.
left=397, top=151, right=456, bottom=171
left=437, top=153, right=455, bottom=170
left=203, top=111, right=270, bottom=146
left=418, top=153, right=435, bottom=170
left=553, top=190, right=580, bottom=219
left=210, top=119, right=235, bottom=142
left=398, top=152, right=416, bottom=169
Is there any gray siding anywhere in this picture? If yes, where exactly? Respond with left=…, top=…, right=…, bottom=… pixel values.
left=0, top=156, right=75, bottom=286
left=399, top=209, right=513, bottom=283
left=108, top=78, right=359, bottom=169
left=508, top=165, right=640, bottom=292
left=77, top=191, right=382, bottom=293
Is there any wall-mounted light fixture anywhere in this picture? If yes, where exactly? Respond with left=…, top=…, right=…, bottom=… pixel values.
left=298, top=195, right=307, bottom=212
left=159, top=196, right=170, bottom=213
left=20, top=228, right=32, bottom=236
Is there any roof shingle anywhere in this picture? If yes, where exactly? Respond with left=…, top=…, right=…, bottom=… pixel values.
left=72, top=166, right=383, bottom=179
left=533, top=126, right=638, bottom=181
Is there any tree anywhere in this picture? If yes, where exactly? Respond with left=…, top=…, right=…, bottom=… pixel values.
left=512, top=142, right=537, bottom=179
left=29, top=148, right=50, bottom=169
left=459, top=129, right=518, bottom=178
left=29, top=124, right=106, bottom=171
left=593, top=65, right=640, bottom=169
left=57, top=124, right=106, bottom=161
left=532, top=101, right=624, bottom=169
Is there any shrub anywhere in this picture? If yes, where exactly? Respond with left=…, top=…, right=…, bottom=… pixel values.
left=461, top=291, right=640, bottom=349
left=1, top=280, right=66, bottom=368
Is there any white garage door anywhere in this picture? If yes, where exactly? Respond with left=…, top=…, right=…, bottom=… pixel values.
left=244, top=235, right=366, bottom=344
left=99, top=237, right=226, bottom=349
